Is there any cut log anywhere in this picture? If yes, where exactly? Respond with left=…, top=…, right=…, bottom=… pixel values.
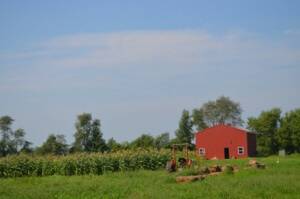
left=248, top=159, right=266, bottom=169
left=248, top=159, right=257, bottom=166
left=208, top=165, right=222, bottom=173
left=176, top=175, right=206, bottom=183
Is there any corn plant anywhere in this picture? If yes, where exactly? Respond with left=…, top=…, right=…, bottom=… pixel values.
left=0, top=149, right=171, bottom=178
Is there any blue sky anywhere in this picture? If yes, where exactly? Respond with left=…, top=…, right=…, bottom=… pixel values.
left=1, top=0, right=300, bottom=146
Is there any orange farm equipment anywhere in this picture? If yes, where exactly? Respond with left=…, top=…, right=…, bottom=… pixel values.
left=166, top=143, right=192, bottom=172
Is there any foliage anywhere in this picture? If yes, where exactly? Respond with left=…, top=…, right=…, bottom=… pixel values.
left=128, top=133, right=171, bottom=150
left=247, top=108, right=281, bottom=156
left=1, top=155, right=300, bottom=199
left=0, top=149, right=170, bottom=178
left=175, top=110, right=193, bottom=146
left=73, top=113, right=106, bottom=153
left=277, top=108, right=300, bottom=153
left=192, top=109, right=208, bottom=131
left=154, top=132, right=170, bottom=149
left=19, top=141, right=33, bottom=154
left=107, top=138, right=122, bottom=152
left=192, top=96, right=243, bottom=130
left=36, top=134, right=68, bottom=155
left=0, top=116, right=31, bottom=157
left=130, top=134, right=155, bottom=148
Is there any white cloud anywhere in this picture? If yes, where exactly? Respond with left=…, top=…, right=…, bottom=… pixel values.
left=34, top=30, right=300, bottom=72
left=3, top=30, right=300, bottom=68
left=1, top=29, right=300, bottom=92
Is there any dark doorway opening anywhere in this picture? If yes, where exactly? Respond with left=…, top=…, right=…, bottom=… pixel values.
left=224, top=148, right=230, bottom=159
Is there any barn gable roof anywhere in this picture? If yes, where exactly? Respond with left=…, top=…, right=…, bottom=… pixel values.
left=196, top=124, right=256, bottom=134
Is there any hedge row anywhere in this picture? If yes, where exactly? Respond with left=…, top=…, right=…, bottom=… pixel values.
left=0, top=149, right=170, bottom=178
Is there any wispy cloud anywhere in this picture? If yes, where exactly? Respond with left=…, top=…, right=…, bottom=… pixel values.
left=36, top=30, right=300, bottom=69
left=3, top=30, right=300, bottom=67
left=1, top=29, right=300, bottom=92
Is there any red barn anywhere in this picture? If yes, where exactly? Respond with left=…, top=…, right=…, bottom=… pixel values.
left=195, top=124, right=256, bottom=159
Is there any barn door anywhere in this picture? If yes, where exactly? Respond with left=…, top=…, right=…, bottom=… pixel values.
left=224, top=148, right=230, bottom=159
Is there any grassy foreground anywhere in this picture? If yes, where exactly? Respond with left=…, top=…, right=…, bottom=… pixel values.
left=0, top=155, right=300, bottom=199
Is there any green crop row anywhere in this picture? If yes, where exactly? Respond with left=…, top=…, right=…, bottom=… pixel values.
left=0, top=149, right=170, bottom=178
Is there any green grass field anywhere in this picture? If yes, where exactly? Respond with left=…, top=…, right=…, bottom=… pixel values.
left=0, top=155, right=299, bottom=199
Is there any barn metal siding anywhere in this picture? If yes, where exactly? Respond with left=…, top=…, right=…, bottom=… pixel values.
left=195, top=125, right=256, bottom=159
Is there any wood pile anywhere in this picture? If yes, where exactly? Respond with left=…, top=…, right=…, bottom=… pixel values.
left=247, top=159, right=266, bottom=169
left=176, top=175, right=206, bottom=183
left=176, top=165, right=224, bottom=183
left=208, top=165, right=222, bottom=173
left=175, top=160, right=266, bottom=183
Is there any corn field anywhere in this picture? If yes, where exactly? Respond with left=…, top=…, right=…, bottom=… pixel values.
left=0, top=149, right=170, bottom=178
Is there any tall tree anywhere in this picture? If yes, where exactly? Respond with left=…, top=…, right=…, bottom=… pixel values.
left=130, top=134, right=155, bottom=148
left=20, top=141, right=33, bottom=154
left=36, top=134, right=68, bottom=155
left=192, top=109, right=208, bottom=131
left=0, top=116, right=14, bottom=156
left=192, top=96, right=243, bottom=129
left=12, top=128, right=26, bottom=152
left=73, top=113, right=106, bottom=152
left=247, top=108, right=281, bottom=156
left=175, top=110, right=193, bottom=145
left=155, top=132, right=170, bottom=149
left=277, top=108, right=300, bottom=153
left=90, top=119, right=107, bottom=152
left=119, top=141, right=130, bottom=150
left=107, top=137, right=122, bottom=151
left=0, top=116, right=29, bottom=156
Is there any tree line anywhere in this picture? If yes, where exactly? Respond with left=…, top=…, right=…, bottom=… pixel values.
left=0, top=96, right=299, bottom=157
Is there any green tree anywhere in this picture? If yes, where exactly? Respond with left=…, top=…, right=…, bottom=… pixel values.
left=155, top=132, right=170, bottom=149
left=73, top=113, right=106, bottom=152
left=0, top=116, right=29, bottom=156
left=192, top=96, right=243, bottom=129
left=277, top=108, right=300, bottom=153
left=20, top=141, right=33, bottom=154
left=36, top=134, right=68, bottom=155
left=90, top=119, right=107, bottom=152
left=107, top=137, right=122, bottom=151
left=0, top=116, right=14, bottom=156
left=192, top=109, right=208, bottom=131
left=247, top=108, right=281, bottom=156
left=131, top=134, right=155, bottom=148
left=175, top=110, right=193, bottom=145
left=119, top=141, right=130, bottom=150
left=12, top=128, right=26, bottom=152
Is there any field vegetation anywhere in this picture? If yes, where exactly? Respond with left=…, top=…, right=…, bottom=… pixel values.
left=0, top=149, right=170, bottom=178
left=0, top=155, right=299, bottom=199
